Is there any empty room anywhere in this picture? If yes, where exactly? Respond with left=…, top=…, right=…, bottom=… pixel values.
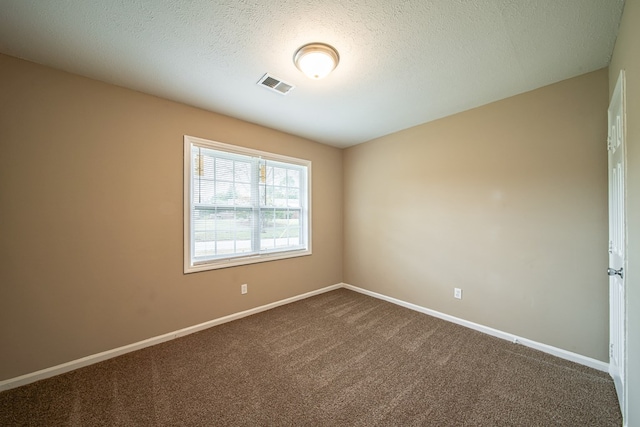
left=0, top=0, right=638, bottom=426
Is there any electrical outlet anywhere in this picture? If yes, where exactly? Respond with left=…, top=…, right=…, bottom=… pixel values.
left=241, top=284, right=247, bottom=294
left=454, top=288, right=462, bottom=299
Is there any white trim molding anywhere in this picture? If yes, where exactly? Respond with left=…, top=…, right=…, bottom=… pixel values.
left=0, top=282, right=608, bottom=392
left=342, top=283, right=609, bottom=372
left=0, top=284, right=342, bottom=392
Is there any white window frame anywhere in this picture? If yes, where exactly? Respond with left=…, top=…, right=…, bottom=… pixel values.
left=184, top=135, right=312, bottom=273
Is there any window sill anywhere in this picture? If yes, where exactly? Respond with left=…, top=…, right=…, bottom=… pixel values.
left=184, top=248, right=312, bottom=273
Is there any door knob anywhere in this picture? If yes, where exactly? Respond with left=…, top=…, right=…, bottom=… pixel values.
left=608, top=267, right=624, bottom=279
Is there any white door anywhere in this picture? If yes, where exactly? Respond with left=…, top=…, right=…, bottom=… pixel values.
left=608, top=70, right=627, bottom=419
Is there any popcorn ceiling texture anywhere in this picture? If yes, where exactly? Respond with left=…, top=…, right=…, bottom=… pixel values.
left=0, top=0, right=625, bottom=147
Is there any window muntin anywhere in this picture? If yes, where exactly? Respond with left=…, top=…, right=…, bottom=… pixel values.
left=184, top=136, right=311, bottom=272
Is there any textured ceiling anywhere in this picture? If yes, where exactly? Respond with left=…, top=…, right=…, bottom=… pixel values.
left=0, top=0, right=625, bottom=148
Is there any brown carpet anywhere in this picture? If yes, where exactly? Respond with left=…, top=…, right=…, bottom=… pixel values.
left=0, top=289, right=622, bottom=426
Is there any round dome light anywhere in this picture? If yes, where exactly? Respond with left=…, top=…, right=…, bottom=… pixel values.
left=293, top=43, right=340, bottom=80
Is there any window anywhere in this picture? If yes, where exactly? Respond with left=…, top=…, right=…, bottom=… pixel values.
left=184, top=135, right=311, bottom=273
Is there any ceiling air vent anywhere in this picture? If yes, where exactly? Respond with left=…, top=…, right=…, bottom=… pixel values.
left=257, top=73, right=295, bottom=95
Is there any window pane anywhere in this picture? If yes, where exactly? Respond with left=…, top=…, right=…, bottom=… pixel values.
left=202, top=154, right=215, bottom=178
left=215, top=158, right=234, bottom=181
left=274, top=186, right=287, bottom=207
left=259, top=208, right=301, bottom=250
left=274, top=167, right=286, bottom=186
left=260, top=209, right=275, bottom=250
left=215, top=182, right=232, bottom=204
left=288, top=188, right=300, bottom=207
left=288, top=169, right=300, bottom=188
left=235, top=161, right=251, bottom=183
left=193, top=208, right=216, bottom=258
left=193, top=208, right=253, bottom=258
left=194, top=179, right=215, bottom=204
left=265, top=165, right=274, bottom=185
left=234, top=183, right=252, bottom=206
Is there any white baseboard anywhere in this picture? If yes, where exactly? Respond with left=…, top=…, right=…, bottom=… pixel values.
left=0, top=282, right=608, bottom=392
left=342, top=283, right=609, bottom=372
left=0, top=283, right=342, bottom=392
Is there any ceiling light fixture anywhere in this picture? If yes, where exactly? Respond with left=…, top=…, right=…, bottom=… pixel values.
left=293, top=43, right=340, bottom=80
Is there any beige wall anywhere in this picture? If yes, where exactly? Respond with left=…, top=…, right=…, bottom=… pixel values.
left=0, top=43, right=620, bottom=386
left=344, top=69, right=609, bottom=361
left=0, top=54, right=343, bottom=381
left=610, top=0, right=640, bottom=424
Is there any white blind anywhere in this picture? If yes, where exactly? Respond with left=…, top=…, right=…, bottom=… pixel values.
left=189, top=143, right=308, bottom=266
